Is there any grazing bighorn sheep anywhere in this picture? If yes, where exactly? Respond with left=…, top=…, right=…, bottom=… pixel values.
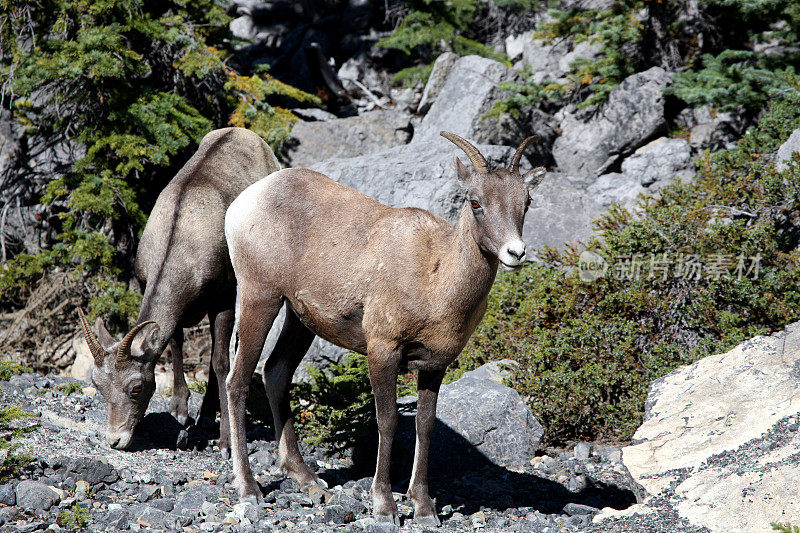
left=77, top=127, right=280, bottom=453
left=224, top=132, right=545, bottom=525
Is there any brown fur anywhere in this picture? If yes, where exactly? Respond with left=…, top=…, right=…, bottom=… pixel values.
left=84, top=127, right=280, bottom=452
left=224, top=132, right=545, bottom=525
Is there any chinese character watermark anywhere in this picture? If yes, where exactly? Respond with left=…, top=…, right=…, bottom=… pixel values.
left=578, top=251, right=762, bottom=283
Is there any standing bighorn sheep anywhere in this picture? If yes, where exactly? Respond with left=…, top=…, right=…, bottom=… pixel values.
left=77, top=127, right=280, bottom=454
left=224, top=132, right=545, bottom=525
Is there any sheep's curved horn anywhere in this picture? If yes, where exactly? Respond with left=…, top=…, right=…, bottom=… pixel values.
left=508, top=136, right=539, bottom=174
left=440, top=131, right=489, bottom=174
left=116, top=321, right=156, bottom=369
left=78, top=309, right=106, bottom=366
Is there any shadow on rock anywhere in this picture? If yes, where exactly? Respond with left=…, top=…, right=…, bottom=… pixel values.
left=336, top=413, right=637, bottom=516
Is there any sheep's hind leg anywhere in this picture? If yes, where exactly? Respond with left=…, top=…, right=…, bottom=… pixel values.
left=262, top=306, right=322, bottom=489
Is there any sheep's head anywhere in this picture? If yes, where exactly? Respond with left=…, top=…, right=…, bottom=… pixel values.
left=441, top=131, right=545, bottom=271
left=77, top=309, right=161, bottom=450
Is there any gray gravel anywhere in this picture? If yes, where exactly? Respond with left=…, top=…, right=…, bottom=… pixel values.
left=0, top=371, right=695, bottom=532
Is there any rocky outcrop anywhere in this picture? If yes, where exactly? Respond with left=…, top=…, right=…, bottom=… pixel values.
left=524, top=173, right=606, bottom=252
left=286, top=109, right=412, bottom=168
left=587, top=137, right=694, bottom=209
left=417, top=52, right=459, bottom=114
left=309, top=140, right=521, bottom=224
left=552, top=67, right=672, bottom=178
left=521, top=39, right=601, bottom=84
left=414, top=55, right=522, bottom=146
left=620, top=321, right=800, bottom=532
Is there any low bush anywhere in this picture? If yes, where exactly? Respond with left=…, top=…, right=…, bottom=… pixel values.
left=452, top=90, right=800, bottom=444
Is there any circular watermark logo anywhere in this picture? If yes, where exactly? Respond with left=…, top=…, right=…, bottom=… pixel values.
left=578, top=250, right=608, bottom=283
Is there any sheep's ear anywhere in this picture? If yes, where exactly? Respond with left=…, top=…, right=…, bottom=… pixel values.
left=522, top=167, right=546, bottom=191
left=455, top=156, right=472, bottom=187
left=94, top=317, right=116, bottom=351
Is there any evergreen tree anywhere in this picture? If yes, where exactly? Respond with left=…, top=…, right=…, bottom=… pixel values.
left=0, top=0, right=318, bottom=337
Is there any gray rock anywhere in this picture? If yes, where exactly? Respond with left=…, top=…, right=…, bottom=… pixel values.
left=60, top=456, right=119, bottom=486
left=522, top=39, right=601, bottom=84
left=287, top=109, right=413, bottom=168
left=574, top=442, right=593, bottom=461
left=173, top=483, right=220, bottom=518
left=552, top=67, right=671, bottom=178
left=0, top=484, right=14, bottom=506
left=622, top=321, right=800, bottom=531
left=330, top=491, right=366, bottom=516
left=621, top=137, right=694, bottom=187
left=433, top=365, right=544, bottom=469
left=323, top=504, right=350, bottom=524
left=687, top=105, right=743, bottom=151
left=310, top=141, right=520, bottom=224
left=230, top=15, right=256, bottom=40
left=524, top=173, right=606, bottom=252
left=414, top=55, right=522, bottom=145
left=15, top=481, right=60, bottom=511
left=291, top=108, right=338, bottom=122
left=505, top=31, right=535, bottom=63
left=149, top=498, right=174, bottom=512
left=776, top=128, right=800, bottom=171
left=460, top=359, right=517, bottom=384
left=232, top=501, right=264, bottom=523
left=132, top=504, right=166, bottom=528
left=106, top=508, right=130, bottom=530
left=418, top=52, right=459, bottom=113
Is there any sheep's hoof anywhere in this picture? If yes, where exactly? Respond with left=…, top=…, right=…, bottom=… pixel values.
left=374, top=513, right=400, bottom=526
left=413, top=513, right=441, bottom=527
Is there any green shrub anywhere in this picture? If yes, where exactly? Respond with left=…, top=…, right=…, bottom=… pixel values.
left=293, top=353, right=417, bottom=452
left=293, top=353, right=375, bottom=454
left=188, top=379, right=207, bottom=395
left=0, top=406, right=38, bottom=482
left=454, top=90, right=800, bottom=444
left=378, top=0, right=512, bottom=86
left=57, top=382, right=83, bottom=395
left=772, top=523, right=800, bottom=533
left=0, top=361, right=32, bottom=381
left=57, top=502, right=91, bottom=530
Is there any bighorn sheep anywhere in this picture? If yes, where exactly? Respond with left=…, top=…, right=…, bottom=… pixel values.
left=224, top=132, right=544, bottom=525
left=77, top=127, right=280, bottom=454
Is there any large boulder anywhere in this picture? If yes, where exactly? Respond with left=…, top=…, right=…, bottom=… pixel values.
left=414, top=55, right=522, bottom=145
left=621, top=321, right=800, bottom=532
left=309, top=139, right=520, bottom=224
left=587, top=137, right=694, bottom=209
left=524, top=173, right=606, bottom=252
left=397, top=362, right=543, bottom=471
left=521, top=39, right=601, bottom=84
left=15, top=481, right=60, bottom=511
left=417, top=52, right=459, bottom=114
left=286, top=109, right=412, bottom=168
left=552, top=67, right=671, bottom=178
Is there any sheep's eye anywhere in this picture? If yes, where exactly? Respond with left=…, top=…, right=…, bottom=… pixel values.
left=470, top=200, right=481, bottom=210
left=131, top=385, right=142, bottom=395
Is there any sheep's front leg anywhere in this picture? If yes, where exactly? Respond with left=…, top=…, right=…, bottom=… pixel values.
left=368, top=346, right=400, bottom=524
left=227, top=295, right=282, bottom=499
left=168, top=330, right=190, bottom=426
left=407, top=368, right=445, bottom=526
